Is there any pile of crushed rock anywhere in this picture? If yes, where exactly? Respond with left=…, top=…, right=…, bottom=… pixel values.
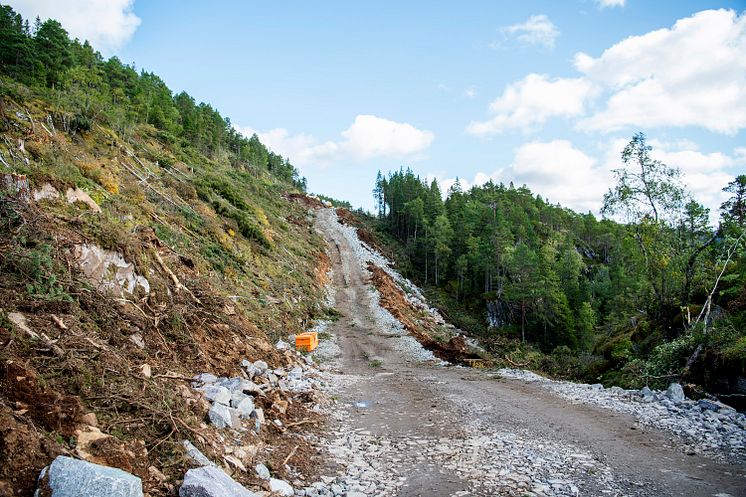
left=498, top=368, right=746, bottom=462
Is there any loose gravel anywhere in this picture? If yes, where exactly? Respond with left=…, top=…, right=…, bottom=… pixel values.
left=498, top=368, right=746, bottom=463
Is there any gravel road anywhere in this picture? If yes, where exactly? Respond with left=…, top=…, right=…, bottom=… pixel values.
left=311, top=209, right=746, bottom=497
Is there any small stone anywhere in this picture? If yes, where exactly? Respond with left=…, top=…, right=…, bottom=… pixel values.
left=129, top=333, right=145, bottom=349
left=253, top=360, right=269, bottom=372
left=255, top=463, right=270, bottom=480
left=251, top=408, right=265, bottom=424
left=140, top=364, right=152, bottom=378
left=208, top=403, right=240, bottom=429
left=37, top=456, right=143, bottom=497
left=182, top=440, right=214, bottom=467
left=193, top=373, right=218, bottom=384
left=236, top=397, right=255, bottom=418
left=698, top=399, right=720, bottom=412
left=269, top=478, right=294, bottom=496
left=198, top=385, right=231, bottom=405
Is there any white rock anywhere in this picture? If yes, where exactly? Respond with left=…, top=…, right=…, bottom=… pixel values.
left=269, top=478, right=294, bottom=496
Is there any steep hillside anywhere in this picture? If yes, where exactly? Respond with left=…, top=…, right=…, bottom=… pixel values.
left=0, top=81, right=332, bottom=496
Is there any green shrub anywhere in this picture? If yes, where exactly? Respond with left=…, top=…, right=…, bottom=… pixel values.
left=3, top=243, right=72, bottom=302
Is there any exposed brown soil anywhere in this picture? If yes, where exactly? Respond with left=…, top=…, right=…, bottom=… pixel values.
left=0, top=404, right=65, bottom=497
left=284, top=193, right=326, bottom=209
left=366, top=262, right=472, bottom=364
left=0, top=203, right=327, bottom=496
left=335, top=208, right=387, bottom=255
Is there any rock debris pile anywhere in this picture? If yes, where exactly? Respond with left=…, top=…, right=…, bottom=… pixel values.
left=498, top=369, right=746, bottom=462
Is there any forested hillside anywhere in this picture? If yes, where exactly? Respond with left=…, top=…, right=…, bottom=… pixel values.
left=371, top=137, right=746, bottom=401
left=0, top=5, right=305, bottom=189
left=0, top=6, right=333, bottom=496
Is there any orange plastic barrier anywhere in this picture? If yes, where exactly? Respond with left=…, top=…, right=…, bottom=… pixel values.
left=295, top=332, right=318, bottom=352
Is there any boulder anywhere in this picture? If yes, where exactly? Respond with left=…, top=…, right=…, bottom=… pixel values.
left=33, top=183, right=60, bottom=201
left=230, top=391, right=249, bottom=408
left=179, top=466, right=257, bottom=497
left=36, top=456, right=143, bottom=497
left=666, top=383, right=686, bottom=403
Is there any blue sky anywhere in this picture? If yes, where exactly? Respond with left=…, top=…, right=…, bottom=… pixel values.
left=10, top=0, right=746, bottom=220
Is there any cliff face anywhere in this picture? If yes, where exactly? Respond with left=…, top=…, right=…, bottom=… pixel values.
left=0, top=91, right=330, bottom=496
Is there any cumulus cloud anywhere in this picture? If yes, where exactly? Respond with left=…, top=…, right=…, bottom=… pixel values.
left=595, top=0, right=625, bottom=8
left=431, top=140, right=610, bottom=213
left=474, top=9, right=746, bottom=136
left=576, top=9, right=746, bottom=134
left=237, top=115, right=434, bottom=167
left=433, top=138, right=741, bottom=222
left=467, top=74, right=599, bottom=135
left=9, top=0, right=140, bottom=53
left=501, top=14, right=560, bottom=49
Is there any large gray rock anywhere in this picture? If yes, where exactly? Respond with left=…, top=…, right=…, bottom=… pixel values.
left=179, top=466, right=257, bottom=497
left=207, top=403, right=240, bottom=429
left=36, top=456, right=142, bottom=497
left=667, top=383, right=686, bottom=403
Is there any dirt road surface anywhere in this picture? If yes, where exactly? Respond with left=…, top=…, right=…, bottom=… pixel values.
left=315, top=209, right=746, bottom=497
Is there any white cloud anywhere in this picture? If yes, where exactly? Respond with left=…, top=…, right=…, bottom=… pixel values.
left=595, top=0, right=625, bottom=8
left=340, top=115, right=434, bottom=161
left=431, top=140, right=610, bottom=213
left=576, top=9, right=746, bottom=134
left=501, top=14, right=560, bottom=49
left=434, top=138, right=741, bottom=222
left=237, top=115, right=434, bottom=167
left=464, top=87, right=477, bottom=99
left=9, top=0, right=140, bottom=54
left=466, top=74, right=598, bottom=135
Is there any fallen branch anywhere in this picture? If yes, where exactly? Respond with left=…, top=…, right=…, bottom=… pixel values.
left=51, top=314, right=68, bottom=330
left=285, top=419, right=315, bottom=428
left=504, top=354, right=527, bottom=368
left=154, top=251, right=202, bottom=304
left=153, top=373, right=196, bottom=382
left=282, top=445, right=299, bottom=466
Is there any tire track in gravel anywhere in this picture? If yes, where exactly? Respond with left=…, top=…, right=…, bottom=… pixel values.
left=314, top=208, right=746, bottom=497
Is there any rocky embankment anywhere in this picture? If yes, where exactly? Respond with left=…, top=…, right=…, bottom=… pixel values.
left=499, top=368, right=746, bottom=463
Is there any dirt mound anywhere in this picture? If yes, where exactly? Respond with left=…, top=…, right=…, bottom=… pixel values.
left=285, top=193, right=326, bottom=209
left=367, top=262, right=473, bottom=364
